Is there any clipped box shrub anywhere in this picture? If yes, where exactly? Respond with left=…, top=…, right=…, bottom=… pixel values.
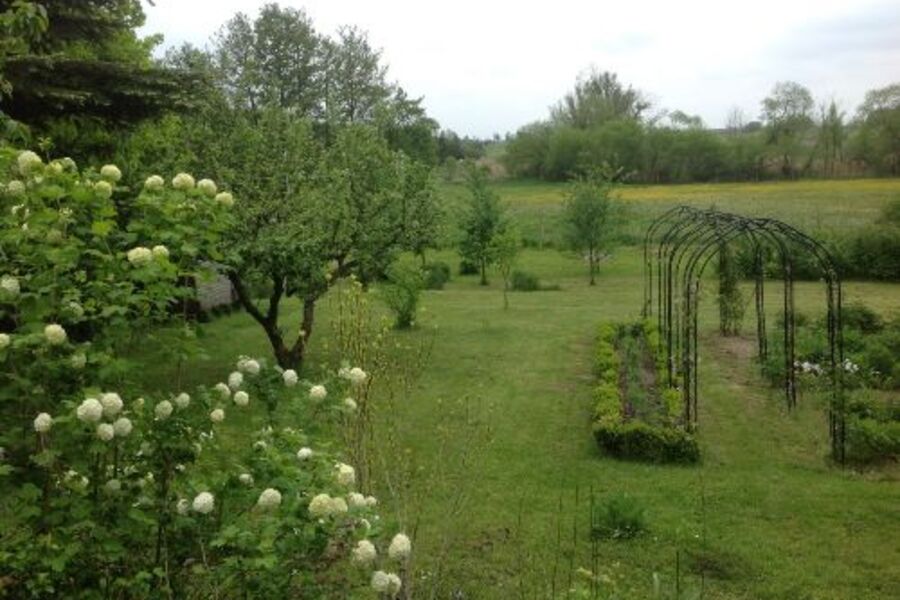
left=593, top=420, right=700, bottom=464
left=845, top=417, right=900, bottom=463
left=511, top=269, right=540, bottom=291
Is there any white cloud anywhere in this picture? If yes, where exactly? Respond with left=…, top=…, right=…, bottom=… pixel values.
left=140, top=0, right=900, bottom=136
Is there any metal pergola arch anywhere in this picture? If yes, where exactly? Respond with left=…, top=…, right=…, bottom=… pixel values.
left=642, top=206, right=846, bottom=461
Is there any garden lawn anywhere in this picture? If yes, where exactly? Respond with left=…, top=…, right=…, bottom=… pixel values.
left=138, top=244, right=900, bottom=599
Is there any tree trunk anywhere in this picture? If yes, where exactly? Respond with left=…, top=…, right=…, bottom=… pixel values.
left=480, top=259, right=488, bottom=286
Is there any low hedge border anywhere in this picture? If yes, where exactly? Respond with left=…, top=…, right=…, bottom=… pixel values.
left=591, top=321, right=700, bottom=464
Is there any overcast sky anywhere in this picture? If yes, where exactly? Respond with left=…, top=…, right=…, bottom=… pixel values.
left=139, top=0, right=900, bottom=138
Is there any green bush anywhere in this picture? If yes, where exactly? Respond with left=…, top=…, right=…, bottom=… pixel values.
left=595, top=342, right=620, bottom=381
left=845, top=417, right=900, bottom=463
left=511, top=269, right=540, bottom=291
left=380, top=264, right=423, bottom=329
left=593, top=420, right=700, bottom=463
left=839, top=302, right=884, bottom=333
left=459, top=258, right=479, bottom=276
left=422, top=261, right=451, bottom=290
left=591, top=493, right=647, bottom=540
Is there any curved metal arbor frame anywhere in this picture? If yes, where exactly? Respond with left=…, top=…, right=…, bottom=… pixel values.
left=642, top=207, right=846, bottom=461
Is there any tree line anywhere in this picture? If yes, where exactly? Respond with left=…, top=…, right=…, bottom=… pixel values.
left=503, top=69, right=900, bottom=183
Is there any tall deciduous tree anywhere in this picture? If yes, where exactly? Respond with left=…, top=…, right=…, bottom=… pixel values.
left=459, top=166, right=506, bottom=286
left=563, top=171, right=617, bottom=285
left=852, top=82, right=900, bottom=175
left=551, top=69, right=650, bottom=129
left=760, top=81, right=814, bottom=178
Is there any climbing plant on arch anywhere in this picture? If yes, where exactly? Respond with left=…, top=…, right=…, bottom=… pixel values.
left=641, top=207, right=847, bottom=461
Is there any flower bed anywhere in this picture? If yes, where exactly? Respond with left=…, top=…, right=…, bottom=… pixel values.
left=591, top=321, right=699, bottom=463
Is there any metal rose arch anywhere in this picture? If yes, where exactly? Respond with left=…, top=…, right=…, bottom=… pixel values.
left=641, top=207, right=847, bottom=462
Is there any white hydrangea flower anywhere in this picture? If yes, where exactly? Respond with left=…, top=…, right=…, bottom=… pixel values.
left=386, top=573, right=402, bottom=596
left=1, top=275, right=20, bottom=297
left=237, top=357, right=260, bottom=375
left=371, top=571, right=391, bottom=594
left=309, top=384, right=327, bottom=401
left=66, top=301, right=84, bottom=319
left=330, top=496, right=349, bottom=514
left=0, top=333, right=10, bottom=350
left=197, top=179, right=217, bottom=197
left=215, top=191, right=234, bottom=207
left=338, top=366, right=351, bottom=379
left=210, top=408, right=225, bottom=423
left=174, top=392, right=190, bottom=409
left=297, top=447, right=313, bottom=461
left=233, top=391, right=249, bottom=407
left=152, top=245, right=170, bottom=260
left=127, top=247, right=153, bottom=266
left=44, top=324, right=67, bottom=345
left=388, top=533, right=412, bottom=561
left=228, top=371, right=243, bottom=390
left=133, top=397, right=145, bottom=410
left=113, top=417, right=133, bottom=437
left=352, top=539, right=377, bottom=565
left=309, top=493, right=333, bottom=518
left=365, top=495, right=378, bottom=508
left=257, top=488, right=282, bottom=510
left=100, top=392, right=123, bottom=417
left=104, top=479, right=121, bottom=494
left=348, top=492, right=367, bottom=509
left=48, top=160, right=64, bottom=175
left=172, top=173, right=195, bottom=190
left=335, top=463, right=356, bottom=487
left=94, top=180, right=113, bottom=199
left=282, top=369, right=298, bottom=387
left=192, top=491, right=215, bottom=514
left=359, top=518, right=372, bottom=532
left=100, top=164, right=122, bottom=182
left=343, top=397, right=358, bottom=412
left=33, top=412, right=53, bottom=433
left=144, top=175, right=164, bottom=191
left=6, top=180, right=25, bottom=196
left=76, top=398, right=103, bottom=423
left=214, top=382, right=231, bottom=400
left=254, top=440, right=267, bottom=451
left=155, top=400, right=174, bottom=420
left=17, top=150, right=42, bottom=175
left=96, top=423, right=115, bottom=442
left=348, top=367, right=368, bottom=385
left=239, top=473, right=253, bottom=485
left=176, top=498, right=190, bottom=515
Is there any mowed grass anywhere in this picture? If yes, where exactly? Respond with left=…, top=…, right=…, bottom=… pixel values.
left=135, top=180, right=900, bottom=598
left=439, top=178, right=900, bottom=248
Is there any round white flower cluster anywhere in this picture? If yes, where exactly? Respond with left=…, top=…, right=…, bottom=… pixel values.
left=237, top=357, right=260, bottom=375
left=340, top=366, right=368, bottom=385
left=388, top=533, right=411, bottom=561
left=795, top=361, right=824, bottom=376
left=176, top=498, right=190, bottom=515
left=113, top=417, right=133, bottom=437
left=172, top=173, right=195, bottom=190
left=233, top=390, right=249, bottom=406
left=193, top=491, right=215, bottom=514
left=127, top=247, right=153, bottom=266
left=105, top=479, right=121, bottom=494
left=214, top=382, right=231, bottom=400
left=842, top=358, right=860, bottom=374
left=174, top=392, right=190, bottom=409
left=335, top=462, right=356, bottom=487
left=100, top=164, right=122, bottom=182
left=6, top=180, right=25, bottom=196
left=228, top=371, right=243, bottom=390
left=44, top=324, right=67, bottom=345
left=1, top=275, right=20, bottom=297
left=33, top=412, right=53, bottom=433
left=239, top=473, right=254, bottom=485
left=296, top=447, right=313, bottom=461
left=17, top=151, right=43, bottom=176
left=343, top=397, right=358, bottom=412
left=144, top=175, right=165, bottom=191
left=371, top=571, right=402, bottom=596
left=155, top=400, right=174, bottom=420
left=100, top=392, right=123, bottom=417
left=210, top=408, right=225, bottom=423
left=282, top=369, right=298, bottom=387
left=351, top=539, right=377, bottom=565
left=215, top=191, right=234, bottom=207
left=77, top=398, right=103, bottom=422
left=94, top=180, right=113, bottom=199
left=152, top=245, right=169, bottom=260
left=71, top=352, right=87, bottom=369
left=197, top=178, right=217, bottom=197
left=257, top=488, right=282, bottom=511
left=308, top=493, right=349, bottom=518
left=347, top=492, right=367, bottom=509
left=96, top=423, right=115, bottom=442
left=309, top=384, right=327, bottom=401
left=0, top=333, right=10, bottom=350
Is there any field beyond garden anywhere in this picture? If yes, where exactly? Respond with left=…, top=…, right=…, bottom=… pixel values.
left=139, top=179, right=900, bottom=599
